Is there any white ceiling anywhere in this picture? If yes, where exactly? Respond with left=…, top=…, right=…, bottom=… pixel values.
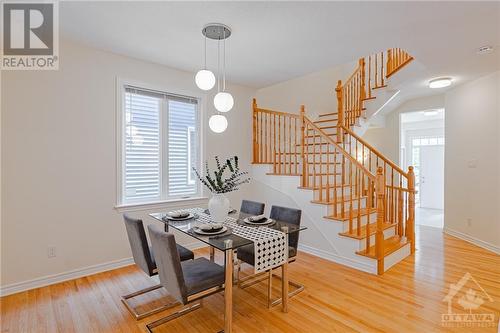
left=60, top=1, right=500, bottom=89
left=401, top=109, right=445, bottom=123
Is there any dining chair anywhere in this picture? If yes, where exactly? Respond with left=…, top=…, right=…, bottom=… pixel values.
left=146, top=224, right=225, bottom=332
left=240, top=200, right=265, bottom=215
left=237, top=205, right=304, bottom=307
left=121, top=214, right=194, bottom=320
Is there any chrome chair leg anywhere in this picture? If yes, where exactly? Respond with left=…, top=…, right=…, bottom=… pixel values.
left=269, top=272, right=305, bottom=307
left=121, top=284, right=179, bottom=320
left=146, top=302, right=202, bottom=332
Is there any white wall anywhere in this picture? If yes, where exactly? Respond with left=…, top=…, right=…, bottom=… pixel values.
left=1, top=39, right=256, bottom=289
left=444, top=71, right=500, bottom=251
left=256, top=61, right=356, bottom=117
left=362, top=94, right=445, bottom=165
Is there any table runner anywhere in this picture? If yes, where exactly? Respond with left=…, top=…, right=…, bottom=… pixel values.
left=181, top=208, right=288, bottom=273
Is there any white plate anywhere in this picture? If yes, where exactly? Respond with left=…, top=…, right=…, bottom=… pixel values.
left=163, top=213, right=195, bottom=221
left=193, top=226, right=228, bottom=235
left=243, top=217, right=275, bottom=226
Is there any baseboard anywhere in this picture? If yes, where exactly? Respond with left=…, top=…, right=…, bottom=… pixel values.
left=0, top=257, right=134, bottom=297
left=444, top=228, right=500, bottom=255
left=298, top=244, right=376, bottom=274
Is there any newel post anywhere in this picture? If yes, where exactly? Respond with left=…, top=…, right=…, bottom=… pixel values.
left=252, top=98, right=258, bottom=163
left=300, top=105, right=307, bottom=187
left=375, top=167, right=385, bottom=275
left=407, top=166, right=416, bottom=254
left=335, top=80, right=343, bottom=143
left=359, top=58, right=366, bottom=101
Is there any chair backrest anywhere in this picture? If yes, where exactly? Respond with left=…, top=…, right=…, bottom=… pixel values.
left=269, top=205, right=302, bottom=249
left=240, top=200, right=265, bottom=216
left=123, top=214, right=156, bottom=276
left=147, top=224, right=188, bottom=304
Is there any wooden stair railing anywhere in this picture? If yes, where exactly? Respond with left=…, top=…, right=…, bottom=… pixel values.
left=335, top=48, right=414, bottom=140
left=252, top=101, right=415, bottom=274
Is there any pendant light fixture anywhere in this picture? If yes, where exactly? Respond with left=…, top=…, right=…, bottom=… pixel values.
left=198, top=23, right=233, bottom=133
left=195, top=32, right=215, bottom=90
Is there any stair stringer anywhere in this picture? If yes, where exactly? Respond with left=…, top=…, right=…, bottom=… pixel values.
left=252, top=164, right=378, bottom=274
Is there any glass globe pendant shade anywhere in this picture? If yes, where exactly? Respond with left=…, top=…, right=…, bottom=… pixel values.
left=195, top=69, right=216, bottom=90
left=213, top=92, right=234, bottom=112
left=209, top=114, right=228, bottom=133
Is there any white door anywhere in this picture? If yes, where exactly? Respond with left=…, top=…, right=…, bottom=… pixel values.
left=419, top=145, right=444, bottom=209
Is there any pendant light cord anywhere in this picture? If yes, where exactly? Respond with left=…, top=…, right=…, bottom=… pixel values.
left=217, top=37, right=221, bottom=93
left=204, top=34, right=207, bottom=69
left=223, top=29, right=226, bottom=92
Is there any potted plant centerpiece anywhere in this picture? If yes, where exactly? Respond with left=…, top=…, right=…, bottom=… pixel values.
left=193, top=156, right=250, bottom=223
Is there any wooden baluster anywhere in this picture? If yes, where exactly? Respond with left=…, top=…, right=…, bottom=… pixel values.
left=341, top=155, right=346, bottom=219
left=375, top=53, right=378, bottom=87
left=336, top=80, right=343, bottom=143
left=349, top=162, right=354, bottom=234
left=253, top=99, right=258, bottom=163
left=293, top=118, right=299, bottom=174
left=381, top=52, right=384, bottom=86
left=300, top=106, right=306, bottom=187
left=398, top=175, right=403, bottom=236
left=375, top=167, right=385, bottom=275
left=272, top=114, right=276, bottom=171
left=288, top=116, right=292, bottom=174
left=278, top=115, right=281, bottom=174
left=312, top=124, right=317, bottom=190
left=326, top=140, right=331, bottom=203
left=333, top=145, right=338, bottom=217
left=356, top=168, right=361, bottom=236
left=265, top=113, right=268, bottom=163
left=260, top=112, right=264, bottom=163
left=387, top=49, right=392, bottom=76
left=366, top=179, right=373, bottom=251
left=319, top=136, right=323, bottom=202
left=407, top=166, right=416, bottom=254
left=368, top=55, right=372, bottom=98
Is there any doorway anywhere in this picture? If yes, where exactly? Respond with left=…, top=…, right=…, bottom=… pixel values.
left=400, top=109, right=444, bottom=228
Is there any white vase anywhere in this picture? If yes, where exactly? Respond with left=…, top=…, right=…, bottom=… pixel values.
left=208, top=193, right=230, bottom=223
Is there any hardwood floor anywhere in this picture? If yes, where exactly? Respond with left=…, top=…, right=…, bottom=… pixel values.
left=1, top=226, right=499, bottom=333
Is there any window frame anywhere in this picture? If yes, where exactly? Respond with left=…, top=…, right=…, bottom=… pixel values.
left=115, top=78, right=206, bottom=209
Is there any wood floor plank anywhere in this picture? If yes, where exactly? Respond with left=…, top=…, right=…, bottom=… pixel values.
left=1, top=226, right=499, bottom=333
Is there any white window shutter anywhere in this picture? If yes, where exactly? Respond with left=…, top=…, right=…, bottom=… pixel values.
left=124, top=91, right=161, bottom=203
left=167, top=100, right=199, bottom=197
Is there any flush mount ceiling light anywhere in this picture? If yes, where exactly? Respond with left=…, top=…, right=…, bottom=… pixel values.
left=477, top=45, right=494, bottom=55
left=429, top=78, right=452, bottom=89
left=423, top=110, right=439, bottom=116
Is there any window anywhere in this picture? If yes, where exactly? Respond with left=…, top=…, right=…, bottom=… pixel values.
left=121, top=85, right=200, bottom=205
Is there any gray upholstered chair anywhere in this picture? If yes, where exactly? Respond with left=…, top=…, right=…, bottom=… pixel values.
left=122, top=214, right=194, bottom=319
left=146, top=224, right=225, bottom=332
left=237, top=205, right=303, bottom=307
left=240, top=200, right=265, bottom=216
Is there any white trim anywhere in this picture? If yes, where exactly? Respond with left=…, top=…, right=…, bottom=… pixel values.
left=0, top=257, right=134, bottom=297
left=298, top=244, right=376, bottom=274
left=115, top=196, right=208, bottom=213
left=444, top=227, right=500, bottom=255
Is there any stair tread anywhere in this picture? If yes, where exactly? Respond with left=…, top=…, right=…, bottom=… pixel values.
left=266, top=172, right=301, bottom=176
left=311, top=195, right=367, bottom=205
left=324, top=208, right=377, bottom=221
left=314, top=118, right=338, bottom=124
left=339, top=222, right=396, bottom=240
left=356, top=235, right=408, bottom=259
left=318, top=112, right=338, bottom=117
left=298, top=184, right=352, bottom=190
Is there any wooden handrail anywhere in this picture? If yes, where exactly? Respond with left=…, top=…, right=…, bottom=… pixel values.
left=255, top=107, right=301, bottom=118
left=340, top=125, right=409, bottom=179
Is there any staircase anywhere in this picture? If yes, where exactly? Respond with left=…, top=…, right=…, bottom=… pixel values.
left=252, top=48, right=415, bottom=275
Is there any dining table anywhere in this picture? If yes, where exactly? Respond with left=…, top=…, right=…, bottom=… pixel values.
left=149, top=208, right=307, bottom=333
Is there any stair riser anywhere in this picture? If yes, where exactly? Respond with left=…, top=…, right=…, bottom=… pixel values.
left=326, top=211, right=378, bottom=226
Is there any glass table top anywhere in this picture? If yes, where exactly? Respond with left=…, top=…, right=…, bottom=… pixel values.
left=149, top=209, right=307, bottom=252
